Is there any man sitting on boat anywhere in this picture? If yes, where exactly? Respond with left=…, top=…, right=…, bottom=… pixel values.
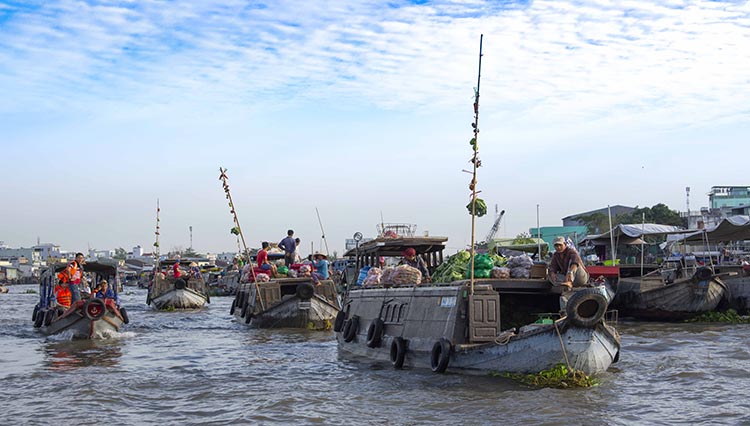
left=400, top=248, right=431, bottom=283
left=548, top=236, right=588, bottom=289
left=257, top=242, right=278, bottom=277
left=311, top=252, right=330, bottom=285
left=94, top=280, right=120, bottom=305
left=54, top=282, right=72, bottom=308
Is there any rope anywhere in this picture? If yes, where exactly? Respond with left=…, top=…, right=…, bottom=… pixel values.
left=554, top=319, right=572, bottom=371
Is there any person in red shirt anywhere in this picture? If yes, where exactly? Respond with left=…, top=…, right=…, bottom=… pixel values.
left=173, top=259, right=182, bottom=278
left=257, top=242, right=277, bottom=277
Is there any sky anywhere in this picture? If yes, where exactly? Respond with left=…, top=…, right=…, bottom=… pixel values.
left=1, top=0, right=748, bottom=257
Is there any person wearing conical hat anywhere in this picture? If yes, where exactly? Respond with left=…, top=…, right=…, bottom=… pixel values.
left=311, top=252, right=329, bottom=285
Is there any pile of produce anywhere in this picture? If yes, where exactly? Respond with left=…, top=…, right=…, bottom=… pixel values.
left=255, top=273, right=270, bottom=283
left=363, top=267, right=382, bottom=286
left=491, top=267, right=511, bottom=279
left=465, top=253, right=494, bottom=279
left=432, top=251, right=471, bottom=283
left=507, top=255, right=534, bottom=278
left=390, top=265, right=422, bottom=285
left=432, top=251, right=508, bottom=283
left=297, top=265, right=312, bottom=277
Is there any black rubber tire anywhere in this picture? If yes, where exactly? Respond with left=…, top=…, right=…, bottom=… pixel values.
left=693, top=267, right=713, bottom=282
left=366, top=318, right=384, bottom=348
left=174, top=279, right=187, bottom=290
left=240, top=300, right=249, bottom=318
left=333, top=311, right=347, bottom=332
left=296, top=283, right=315, bottom=300
left=43, top=308, right=58, bottom=327
left=430, top=338, right=451, bottom=373
left=34, top=309, right=44, bottom=328
left=84, top=298, right=107, bottom=321
left=120, top=306, right=130, bottom=324
left=343, top=315, right=359, bottom=343
left=244, top=310, right=253, bottom=324
left=229, top=299, right=236, bottom=315
left=565, top=288, right=608, bottom=328
left=390, top=337, right=407, bottom=369
left=32, top=304, right=39, bottom=322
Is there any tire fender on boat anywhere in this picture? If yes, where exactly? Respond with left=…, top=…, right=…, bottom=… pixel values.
left=229, top=299, right=236, bottom=315
left=84, top=298, right=107, bottom=321
left=430, top=338, right=452, bottom=373
left=692, top=267, right=713, bottom=282
left=333, top=310, right=347, bottom=332
left=244, top=309, right=253, bottom=324
left=174, top=279, right=187, bottom=290
left=390, top=337, right=407, bottom=369
left=366, top=318, right=384, bottom=348
left=343, top=315, right=359, bottom=342
left=32, top=304, right=40, bottom=322
left=120, top=306, right=130, bottom=324
left=34, top=309, right=45, bottom=328
left=43, top=308, right=58, bottom=327
left=296, top=283, right=315, bottom=300
left=565, top=288, right=608, bottom=328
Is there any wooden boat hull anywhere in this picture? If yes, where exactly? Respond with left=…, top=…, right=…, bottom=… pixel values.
left=39, top=301, right=125, bottom=340
left=337, top=320, right=619, bottom=376
left=616, top=276, right=727, bottom=320
left=232, top=279, right=340, bottom=330
left=151, top=288, right=208, bottom=310
left=336, top=285, right=619, bottom=376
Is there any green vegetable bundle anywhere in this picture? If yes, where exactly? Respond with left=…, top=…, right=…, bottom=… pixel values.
left=466, top=198, right=488, bottom=217
left=432, top=251, right=471, bottom=283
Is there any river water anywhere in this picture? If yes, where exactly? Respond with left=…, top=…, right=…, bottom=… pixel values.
left=1, top=284, right=749, bottom=425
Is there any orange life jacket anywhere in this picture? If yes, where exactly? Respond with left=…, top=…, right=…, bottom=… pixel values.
left=55, top=285, right=72, bottom=308
left=57, top=262, right=80, bottom=284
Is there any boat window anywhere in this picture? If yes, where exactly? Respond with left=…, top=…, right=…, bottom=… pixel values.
left=398, top=304, right=406, bottom=321
left=385, top=305, right=392, bottom=322
left=390, top=304, right=397, bottom=322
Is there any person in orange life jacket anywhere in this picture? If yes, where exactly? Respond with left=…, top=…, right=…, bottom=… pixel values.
left=54, top=283, right=72, bottom=308
left=57, top=253, right=85, bottom=304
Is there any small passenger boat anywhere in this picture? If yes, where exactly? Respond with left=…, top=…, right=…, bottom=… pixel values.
left=615, top=261, right=729, bottom=320
left=32, top=262, right=129, bottom=339
left=336, top=236, right=620, bottom=376
left=231, top=276, right=340, bottom=330
left=147, top=260, right=210, bottom=310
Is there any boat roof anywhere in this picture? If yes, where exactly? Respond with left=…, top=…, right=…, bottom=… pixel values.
left=47, top=261, right=118, bottom=274
left=343, top=236, right=448, bottom=257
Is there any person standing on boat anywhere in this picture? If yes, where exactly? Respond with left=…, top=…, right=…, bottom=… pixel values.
left=311, top=252, right=330, bottom=285
left=257, top=242, right=277, bottom=277
left=400, top=248, right=431, bottom=283
left=548, top=236, right=588, bottom=289
left=57, top=253, right=85, bottom=304
left=293, top=238, right=302, bottom=263
left=278, top=230, right=297, bottom=267
left=173, top=258, right=182, bottom=279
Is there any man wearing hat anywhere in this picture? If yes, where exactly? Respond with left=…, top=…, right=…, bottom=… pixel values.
left=548, top=236, right=588, bottom=289
left=401, top=247, right=431, bottom=282
left=311, top=252, right=330, bottom=285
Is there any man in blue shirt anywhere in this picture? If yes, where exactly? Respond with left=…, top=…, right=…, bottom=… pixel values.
left=311, top=252, right=329, bottom=285
left=278, top=229, right=297, bottom=267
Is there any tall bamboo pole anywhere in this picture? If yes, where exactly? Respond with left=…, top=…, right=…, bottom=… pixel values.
left=219, top=167, right=264, bottom=311
left=469, top=34, right=484, bottom=295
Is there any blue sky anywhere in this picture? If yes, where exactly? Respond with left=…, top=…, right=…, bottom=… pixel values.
left=1, top=0, right=748, bottom=256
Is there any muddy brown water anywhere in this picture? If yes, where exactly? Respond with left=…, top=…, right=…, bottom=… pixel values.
left=1, top=284, right=749, bottom=425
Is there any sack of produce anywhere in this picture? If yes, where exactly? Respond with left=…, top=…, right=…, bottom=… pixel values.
left=256, top=273, right=271, bottom=282
left=473, top=254, right=494, bottom=270
left=363, top=267, right=382, bottom=286
left=287, top=269, right=298, bottom=278
left=507, top=255, right=534, bottom=269
left=491, top=267, right=511, bottom=279
left=510, top=267, right=530, bottom=279
left=277, top=266, right=289, bottom=275
left=391, top=265, right=422, bottom=285
left=381, top=267, right=396, bottom=284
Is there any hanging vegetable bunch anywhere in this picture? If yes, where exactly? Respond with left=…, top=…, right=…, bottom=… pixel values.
left=466, top=88, right=486, bottom=217
left=230, top=226, right=240, bottom=235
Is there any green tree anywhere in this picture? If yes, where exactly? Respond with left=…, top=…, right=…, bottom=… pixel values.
left=113, top=247, right=127, bottom=260
left=576, top=213, right=612, bottom=235
left=512, top=232, right=535, bottom=245
left=618, top=203, right=686, bottom=227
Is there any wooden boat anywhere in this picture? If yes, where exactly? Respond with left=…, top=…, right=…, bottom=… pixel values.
left=148, top=261, right=210, bottom=310
left=336, top=235, right=620, bottom=375
left=32, top=262, right=129, bottom=339
left=231, top=277, right=340, bottom=330
left=615, top=263, right=729, bottom=320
